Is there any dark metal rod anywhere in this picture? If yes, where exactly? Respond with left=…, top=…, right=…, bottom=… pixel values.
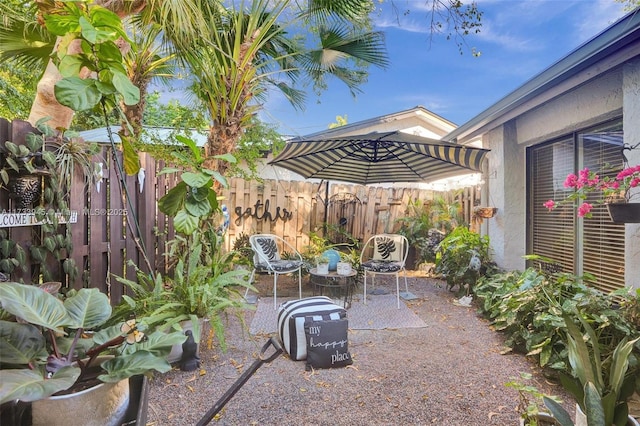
left=196, top=338, right=282, bottom=426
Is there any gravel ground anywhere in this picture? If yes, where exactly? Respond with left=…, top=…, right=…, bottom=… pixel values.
left=146, top=274, right=575, bottom=426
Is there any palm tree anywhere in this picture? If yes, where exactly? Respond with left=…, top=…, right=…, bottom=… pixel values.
left=178, top=0, right=388, bottom=175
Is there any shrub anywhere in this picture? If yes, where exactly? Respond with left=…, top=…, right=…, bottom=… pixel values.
left=434, top=226, right=494, bottom=294
left=473, top=267, right=640, bottom=375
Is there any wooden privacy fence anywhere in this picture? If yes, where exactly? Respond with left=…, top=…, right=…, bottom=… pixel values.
left=0, top=119, right=479, bottom=304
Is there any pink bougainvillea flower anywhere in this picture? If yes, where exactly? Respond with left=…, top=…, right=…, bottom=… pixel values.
left=549, top=163, right=639, bottom=218
left=577, top=202, right=593, bottom=217
left=564, top=174, right=578, bottom=188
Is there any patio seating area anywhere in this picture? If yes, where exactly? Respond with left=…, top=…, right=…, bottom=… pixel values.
left=145, top=273, right=576, bottom=425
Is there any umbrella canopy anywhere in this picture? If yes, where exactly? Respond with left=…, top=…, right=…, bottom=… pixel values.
left=269, top=131, right=490, bottom=185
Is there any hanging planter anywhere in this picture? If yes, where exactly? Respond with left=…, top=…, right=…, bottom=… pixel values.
left=6, top=169, right=50, bottom=210
left=606, top=202, right=640, bottom=223
left=473, top=206, right=497, bottom=219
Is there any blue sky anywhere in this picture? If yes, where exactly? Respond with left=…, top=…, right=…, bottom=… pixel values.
left=258, top=0, right=631, bottom=137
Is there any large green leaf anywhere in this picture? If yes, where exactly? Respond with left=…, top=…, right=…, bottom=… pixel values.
left=564, top=314, right=601, bottom=392
left=181, top=172, right=211, bottom=188
left=121, top=330, right=186, bottom=357
left=111, top=70, right=140, bottom=105
left=583, top=382, right=605, bottom=426
left=54, top=76, right=101, bottom=111
left=0, top=283, right=68, bottom=330
left=185, top=194, right=212, bottom=217
left=91, top=323, right=125, bottom=346
left=543, top=396, right=574, bottom=426
left=0, top=321, right=47, bottom=365
left=56, top=54, right=84, bottom=78
left=98, top=351, right=171, bottom=383
left=609, top=337, right=638, bottom=398
left=175, top=135, right=201, bottom=161
left=63, top=288, right=111, bottom=329
left=174, top=209, right=199, bottom=235
left=88, top=5, right=130, bottom=42
left=158, top=182, right=187, bottom=217
left=0, top=366, right=80, bottom=404
left=120, top=134, right=141, bottom=175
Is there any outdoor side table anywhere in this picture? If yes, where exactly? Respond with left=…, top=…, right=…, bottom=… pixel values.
left=309, top=268, right=356, bottom=309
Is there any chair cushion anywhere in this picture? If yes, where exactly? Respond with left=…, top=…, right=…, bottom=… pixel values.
left=257, top=259, right=302, bottom=273
left=372, top=235, right=403, bottom=262
left=253, top=236, right=281, bottom=265
left=362, top=260, right=402, bottom=273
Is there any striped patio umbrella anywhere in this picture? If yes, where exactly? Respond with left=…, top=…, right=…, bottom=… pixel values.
left=269, top=131, right=490, bottom=185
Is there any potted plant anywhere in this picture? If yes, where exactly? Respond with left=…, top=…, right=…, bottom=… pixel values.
left=543, top=163, right=640, bottom=223
left=0, top=281, right=185, bottom=425
left=542, top=313, right=640, bottom=426
left=0, top=132, right=52, bottom=210
left=506, top=372, right=562, bottom=425
left=434, top=225, right=495, bottom=295
left=112, top=210, right=254, bottom=359
left=40, top=121, right=101, bottom=192
left=316, top=255, right=330, bottom=275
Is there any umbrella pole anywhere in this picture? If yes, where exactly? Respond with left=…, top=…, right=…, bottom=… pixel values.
left=323, top=181, right=329, bottom=236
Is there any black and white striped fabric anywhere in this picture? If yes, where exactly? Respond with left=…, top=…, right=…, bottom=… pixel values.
left=268, top=130, right=489, bottom=186
left=277, top=296, right=346, bottom=361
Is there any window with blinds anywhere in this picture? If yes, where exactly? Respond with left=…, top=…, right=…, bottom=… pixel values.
left=579, top=130, right=625, bottom=292
left=528, top=121, right=625, bottom=292
left=529, top=139, right=576, bottom=272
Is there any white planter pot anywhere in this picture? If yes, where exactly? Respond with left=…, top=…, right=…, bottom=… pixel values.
left=32, top=376, right=129, bottom=426
left=316, top=263, right=329, bottom=275
left=337, top=262, right=352, bottom=275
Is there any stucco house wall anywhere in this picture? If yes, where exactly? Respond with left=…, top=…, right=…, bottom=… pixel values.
left=447, top=11, right=640, bottom=288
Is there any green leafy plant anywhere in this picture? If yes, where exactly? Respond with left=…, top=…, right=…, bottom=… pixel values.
left=42, top=0, right=141, bottom=174
left=0, top=136, right=49, bottom=187
left=0, top=282, right=184, bottom=404
left=506, top=372, right=562, bottom=425
left=543, top=313, right=639, bottom=426
left=157, top=135, right=235, bottom=235
left=434, top=225, right=493, bottom=294
left=231, top=232, right=254, bottom=268
left=396, top=197, right=437, bottom=265
left=0, top=229, right=27, bottom=278
left=474, top=266, right=639, bottom=373
left=0, top=119, right=93, bottom=284
left=112, top=223, right=254, bottom=351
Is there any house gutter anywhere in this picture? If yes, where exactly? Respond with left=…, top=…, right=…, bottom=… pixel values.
left=444, top=8, right=640, bottom=143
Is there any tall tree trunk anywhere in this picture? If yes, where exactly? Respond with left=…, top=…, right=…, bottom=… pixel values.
left=27, top=0, right=147, bottom=129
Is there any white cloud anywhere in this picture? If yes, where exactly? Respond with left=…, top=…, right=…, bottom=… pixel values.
left=570, top=0, right=629, bottom=44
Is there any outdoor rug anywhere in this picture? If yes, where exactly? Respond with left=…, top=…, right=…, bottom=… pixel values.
left=249, top=294, right=427, bottom=335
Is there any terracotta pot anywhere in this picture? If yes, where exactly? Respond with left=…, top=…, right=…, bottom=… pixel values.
left=606, top=202, right=640, bottom=223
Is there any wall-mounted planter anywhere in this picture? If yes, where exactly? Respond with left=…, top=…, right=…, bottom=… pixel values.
left=606, top=202, right=640, bottom=223
left=473, top=207, right=497, bottom=219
